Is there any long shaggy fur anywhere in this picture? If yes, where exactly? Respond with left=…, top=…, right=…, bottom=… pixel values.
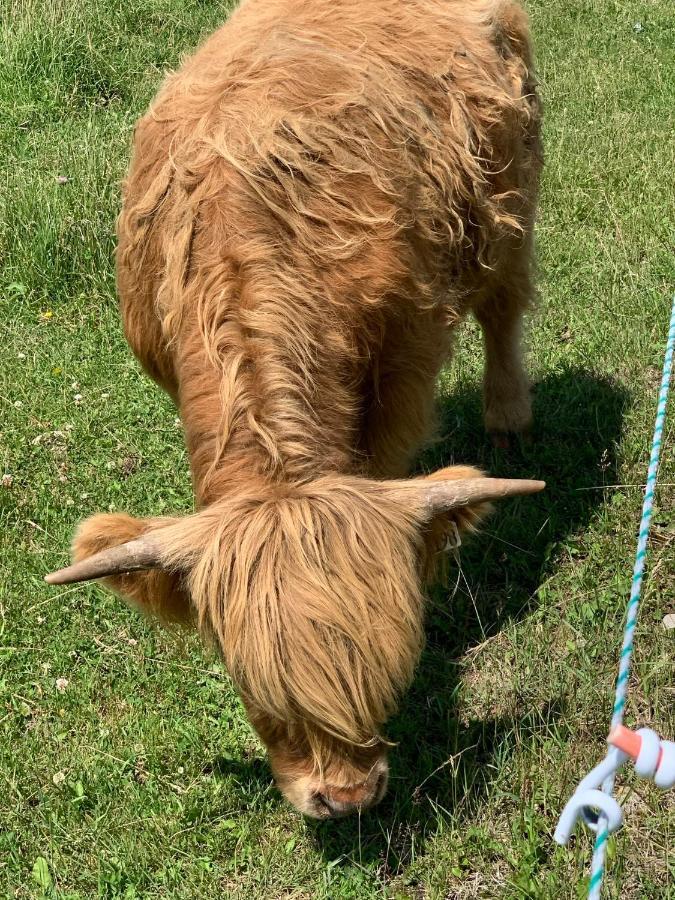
left=73, top=0, right=542, bottom=811
left=117, top=0, right=541, bottom=496
left=191, top=479, right=425, bottom=750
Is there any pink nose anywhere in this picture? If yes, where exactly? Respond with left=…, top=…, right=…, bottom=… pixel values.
left=313, top=769, right=387, bottom=818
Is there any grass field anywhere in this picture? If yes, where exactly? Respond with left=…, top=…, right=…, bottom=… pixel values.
left=1, top=0, right=674, bottom=896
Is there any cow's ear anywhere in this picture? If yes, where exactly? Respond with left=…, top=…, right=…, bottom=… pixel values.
left=381, top=465, right=545, bottom=577
left=46, top=512, right=196, bottom=624
left=415, top=466, right=495, bottom=537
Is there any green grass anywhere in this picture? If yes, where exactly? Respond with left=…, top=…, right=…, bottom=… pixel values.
left=1, top=0, right=674, bottom=896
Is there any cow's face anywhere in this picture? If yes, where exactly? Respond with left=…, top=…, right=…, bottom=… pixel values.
left=196, top=477, right=428, bottom=817
left=46, top=469, right=543, bottom=817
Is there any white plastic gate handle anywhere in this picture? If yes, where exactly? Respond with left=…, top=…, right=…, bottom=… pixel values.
left=554, top=789, right=623, bottom=846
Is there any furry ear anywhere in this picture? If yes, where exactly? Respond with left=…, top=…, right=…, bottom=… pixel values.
left=381, top=464, right=544, bottom=581
left=418, top=464, right=495, bottom=534
left=391, top=465, right=493, bottom=581
left=67, top=512, right=195, bottom=624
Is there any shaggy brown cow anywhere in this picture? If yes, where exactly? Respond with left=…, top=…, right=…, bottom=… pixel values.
left=47, top=0, right=544, bottom=818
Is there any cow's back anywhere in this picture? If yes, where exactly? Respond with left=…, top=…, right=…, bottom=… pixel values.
left=116, top=0, right=541, bottom=484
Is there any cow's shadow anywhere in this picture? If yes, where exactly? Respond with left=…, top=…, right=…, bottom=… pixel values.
left=307, top=367, right=628, bottom=871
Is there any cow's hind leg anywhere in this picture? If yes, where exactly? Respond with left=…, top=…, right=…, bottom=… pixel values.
left=473, top=249, right=534, bottom=445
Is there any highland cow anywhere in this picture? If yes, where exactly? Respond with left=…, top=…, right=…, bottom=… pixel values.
left=47, top=0, right=544, bottom=818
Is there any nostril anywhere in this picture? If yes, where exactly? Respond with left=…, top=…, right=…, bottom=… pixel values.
left=314, top=791, right=334, bottom=814
left=313, top=789, right=353, bottom=818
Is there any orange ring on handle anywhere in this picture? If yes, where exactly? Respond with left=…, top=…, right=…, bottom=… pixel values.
left=608, top=725, right=642, bottom=760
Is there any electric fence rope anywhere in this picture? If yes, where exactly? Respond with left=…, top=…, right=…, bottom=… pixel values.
left=555, top=295, right=675, bottom=897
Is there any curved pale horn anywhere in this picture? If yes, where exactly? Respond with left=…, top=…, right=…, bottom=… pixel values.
left=45, top=535, right=163, bottom=586
left=422, top=477, right=545, bottom=516
left=392, top=477, right=545, bottom=519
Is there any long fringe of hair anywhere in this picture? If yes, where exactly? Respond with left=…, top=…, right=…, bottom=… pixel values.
left=151, top=477, right=426, bottom=762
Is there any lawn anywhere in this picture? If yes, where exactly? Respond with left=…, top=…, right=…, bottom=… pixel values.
left=1, top=0, right=673, bottom=896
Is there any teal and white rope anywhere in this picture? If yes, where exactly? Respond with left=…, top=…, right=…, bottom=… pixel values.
left=587, top=295, right=675, bottom=899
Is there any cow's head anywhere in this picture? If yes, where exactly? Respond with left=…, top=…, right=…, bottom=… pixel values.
left=46, top=467, right=543, bottom=817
